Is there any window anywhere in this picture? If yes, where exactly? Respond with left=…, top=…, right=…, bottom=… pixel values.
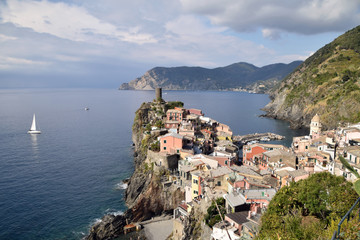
left=193, top=190, right=198, bottom=195
left=163, top=147, right=166, bottom=150
left=193, top=179, right=198, bottom=184
left=164, top=140, right=167, bottom=143
left=177, top=149, right=180, bottom=153
left=217, top=181, right=221, bottom=186
left=225, top=160, right=228, bottom=165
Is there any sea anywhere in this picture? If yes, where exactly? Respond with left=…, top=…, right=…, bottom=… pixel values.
left=0, top=89, right=307, bottom=240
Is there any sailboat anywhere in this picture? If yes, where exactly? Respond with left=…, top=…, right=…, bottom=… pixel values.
left=28, top=114, right=41, bottom=134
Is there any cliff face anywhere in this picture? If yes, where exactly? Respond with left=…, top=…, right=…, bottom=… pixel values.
left=87, top=100, right=184, bottom=240
left=119, top=61, right=302, bottom=92
left=263, top=25, right=360, bottom=129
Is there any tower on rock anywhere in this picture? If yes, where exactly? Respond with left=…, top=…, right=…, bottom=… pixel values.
left=155, top=88, right=163, bottom=102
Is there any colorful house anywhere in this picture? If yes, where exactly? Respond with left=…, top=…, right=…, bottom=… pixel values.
left=191, top=171, right=203, bottom=199
left=243, top=144, right=285, bottom=166
left=159, top=132, right=184, bottom=154
left=216, top=123, right=233, bottom=136
left=166, top=109, right=184, bottom=122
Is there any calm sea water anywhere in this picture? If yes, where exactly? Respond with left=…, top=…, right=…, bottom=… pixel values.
left=0, top=89, right=306, bottom=240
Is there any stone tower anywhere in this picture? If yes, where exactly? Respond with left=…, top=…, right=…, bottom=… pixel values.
left=155, top=88, right=162, bottom=101
left=310, top=114, right=322, bottom=139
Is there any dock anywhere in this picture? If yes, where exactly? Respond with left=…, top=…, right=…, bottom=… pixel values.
left=233, top=132, right=285, bottom=145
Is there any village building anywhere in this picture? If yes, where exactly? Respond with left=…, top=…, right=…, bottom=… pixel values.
left=159, top=132, right=184, bottom=154
left=190, top=171, right=203, bottom=199
left=188, top=108, right=204, bottom=116
left=254, top=148, right=298, bottom=171
left=211, top=221, right=241, bottom=240
left=292, top=136, right=311, bottom=153
left=342, top=145, right=360, bottom=181
left=243, top=143, right=285, bottom=166
left=164, top=121, right=180, bottom=130
left=215, top=123, right=233, bottom=141
left=166, top=108, right=185, bottom=122
left=173, top=201, right=193, bottom=240
left=178, top=121, right=195, bottom=137
left=225, top=211, right=249, bottom=233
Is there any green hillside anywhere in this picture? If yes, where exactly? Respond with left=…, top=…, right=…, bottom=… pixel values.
left=264, top=25, right=360, bottom=129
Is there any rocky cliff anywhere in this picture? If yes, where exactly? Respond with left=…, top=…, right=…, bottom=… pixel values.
left=263, top=25, right=360, bottom=129
left=119, top=61, right=302, bottom=92
left=86, top=101, right=185, bottom=240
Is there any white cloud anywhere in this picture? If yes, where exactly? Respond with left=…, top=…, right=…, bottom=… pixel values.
left=0, top=0, right=349, bottom=88
left=0, top=0, right=157, bottom=44
left=0, top=34, right=17, bottom=42
left=180, top=0, right=360, bottom=36
left=262, top=28, right=281, bottom=40
left=129, top=15, right=275, bottom=67
left=0, top=56, right=50, bottom=70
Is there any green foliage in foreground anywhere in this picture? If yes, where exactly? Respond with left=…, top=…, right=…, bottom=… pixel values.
left=204, top=198, right=226, bottom=228
left=257, top=172, right=359, bottom=240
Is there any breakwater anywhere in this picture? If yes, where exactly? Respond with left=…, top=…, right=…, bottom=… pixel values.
left=233, top=132, right=285, bottom=145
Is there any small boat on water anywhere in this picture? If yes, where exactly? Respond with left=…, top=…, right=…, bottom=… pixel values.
left=84, top=107, right=90, bottom=111
left=28, top=114, right=41, bottom=134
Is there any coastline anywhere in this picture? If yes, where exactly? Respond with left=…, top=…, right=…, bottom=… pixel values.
left=85, top=90, right=309, bottom=239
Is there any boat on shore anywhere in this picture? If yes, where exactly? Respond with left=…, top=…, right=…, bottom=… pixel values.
left=28, top=114, right=41, bottom=134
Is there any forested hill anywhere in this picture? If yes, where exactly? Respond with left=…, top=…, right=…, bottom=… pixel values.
left=263, top=25, right=360, bottom=129
left=119, top=61, right=302, bottom=93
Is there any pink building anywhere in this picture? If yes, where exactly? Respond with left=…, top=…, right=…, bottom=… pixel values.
left=292, top=136, right=311, bottom=153
left=164, top=121, right=180, bottom=129
left=211, top=156, right=234, bottom=167
left=159, top=133, right=184, bottom=154
left=344, top=128, right=360, bottom=144
left=224, top=211, right=249, bottom=232
left=166, top=109, right=184, bottom=122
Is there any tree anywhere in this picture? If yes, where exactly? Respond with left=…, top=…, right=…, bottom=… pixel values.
left=257, top=172, right=359, bottom=240
left=204, top=198, right=226, bottom=228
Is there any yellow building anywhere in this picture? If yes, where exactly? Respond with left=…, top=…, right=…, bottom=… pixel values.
left=191, top=171, right=202, bottom=199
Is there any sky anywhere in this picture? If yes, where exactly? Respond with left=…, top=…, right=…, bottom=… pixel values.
left=0, top=0, right=359, bottom=88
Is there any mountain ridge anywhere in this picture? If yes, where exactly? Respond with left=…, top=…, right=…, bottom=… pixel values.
left=263, top=25, right=360, bottom=129
left=119, top=61, right=302, bottom=93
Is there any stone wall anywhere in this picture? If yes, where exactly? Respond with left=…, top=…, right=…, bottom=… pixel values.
left=147, top=150, right=180, bottom=170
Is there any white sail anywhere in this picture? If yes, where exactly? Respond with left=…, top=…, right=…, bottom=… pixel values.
left=30, top=114, right=37, bottom=131
left=28, top=114, right=41, bottom=134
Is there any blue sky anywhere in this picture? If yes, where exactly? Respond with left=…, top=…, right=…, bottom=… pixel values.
left=0, top=0, right=359, bottom=88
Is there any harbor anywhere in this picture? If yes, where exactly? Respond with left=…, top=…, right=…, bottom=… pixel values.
left=233, top=132, right=285, bottom=145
